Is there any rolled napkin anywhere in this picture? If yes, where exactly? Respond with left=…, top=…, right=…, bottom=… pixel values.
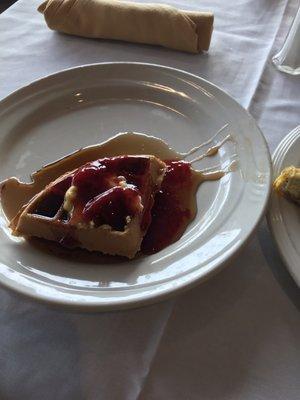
left=38, top=0, right=214, bottom=53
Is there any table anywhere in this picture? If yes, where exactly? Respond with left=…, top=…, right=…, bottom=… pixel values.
left=0, top=1, right=300, bottom=399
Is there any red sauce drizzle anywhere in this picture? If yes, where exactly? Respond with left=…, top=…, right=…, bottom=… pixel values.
left=82, top=186, right=140, bottom=230
left=35, top=156, right=196, bottom=255
left=39, top=156, right=152, bottom=232
left=142, top=160, right=193, bottom=254
left=70, top=156, right=150, bottom=230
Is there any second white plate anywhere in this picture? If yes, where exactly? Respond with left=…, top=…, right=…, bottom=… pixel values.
left=268, top=126, right=300, bottom=286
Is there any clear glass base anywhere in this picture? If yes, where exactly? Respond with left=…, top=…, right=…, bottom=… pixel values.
left=272, top=59, right=300, bottom=75
left=272, top=7, right=300, bottom=76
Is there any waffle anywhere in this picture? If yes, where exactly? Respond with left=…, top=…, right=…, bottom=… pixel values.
left=9, top=155, right=166, bottom=258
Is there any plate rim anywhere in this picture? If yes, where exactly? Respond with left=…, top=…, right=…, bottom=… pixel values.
left=267, top=125, right=300, bottom=287
left=0, top=62, right=272, bottom=310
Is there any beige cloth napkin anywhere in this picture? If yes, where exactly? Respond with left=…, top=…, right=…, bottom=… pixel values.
left=38, top=0, right=214, bottom=53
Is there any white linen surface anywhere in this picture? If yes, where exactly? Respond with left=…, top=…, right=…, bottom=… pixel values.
left=0, top=1, right=300, bottom=399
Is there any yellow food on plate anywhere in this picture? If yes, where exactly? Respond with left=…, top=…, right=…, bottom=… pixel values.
left=273, top=166, right=300, bottom=205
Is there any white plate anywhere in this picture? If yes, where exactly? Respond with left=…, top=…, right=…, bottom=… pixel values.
left=268, top=126, right=300, bottom=287
left=0, top=63, right=271, bottom=310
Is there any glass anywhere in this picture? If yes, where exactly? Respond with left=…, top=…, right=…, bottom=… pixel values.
left=272, top=6, right=300, bottom=75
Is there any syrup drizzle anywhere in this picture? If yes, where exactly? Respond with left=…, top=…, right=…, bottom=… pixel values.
left=196, top=157, right=239, bottom=181
left=199, top=160, right=238, bottom=181
left=2, top=128, right=238, bottom=256
left=179, top=124, right=229, bottom=158
left=189, top=134, right=232, bottom=164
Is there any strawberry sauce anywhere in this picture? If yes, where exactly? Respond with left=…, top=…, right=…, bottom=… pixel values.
left=33, top=157, right=197, bottom=254
left=142, top=160, right=195, bottom=254
left=70, top=156, right=150, bottom=230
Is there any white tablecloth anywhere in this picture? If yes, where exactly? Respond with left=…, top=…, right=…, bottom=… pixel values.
left=0, top=1, right=300, bottom=399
